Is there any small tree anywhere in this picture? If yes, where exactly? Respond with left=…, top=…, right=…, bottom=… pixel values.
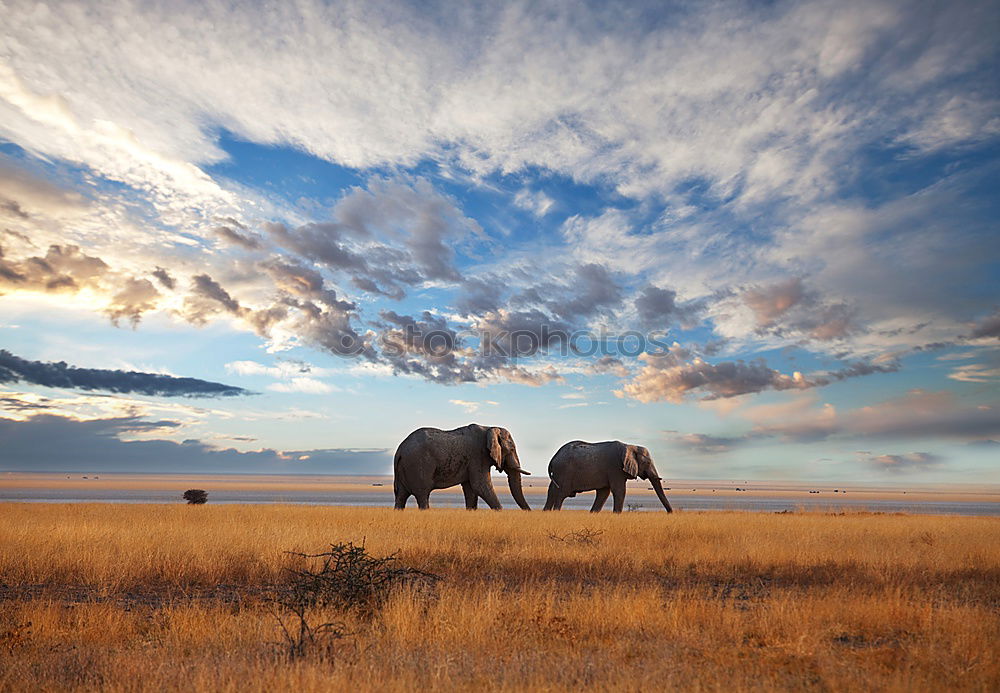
left=271, top=541, right=439, bottom=659
left=183, top=489, right=208, bottom=504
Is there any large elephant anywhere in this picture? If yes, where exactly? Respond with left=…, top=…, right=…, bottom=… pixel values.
left=393, top=424, right=531, bottom=510
left=543, top=440, right=673, bottom=513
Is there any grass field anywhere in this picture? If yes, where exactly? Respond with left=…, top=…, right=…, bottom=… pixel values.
left=1, top=504, right=998, bottom=691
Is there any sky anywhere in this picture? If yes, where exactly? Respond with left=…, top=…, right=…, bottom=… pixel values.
left=1, top=0, right=998, bottom=483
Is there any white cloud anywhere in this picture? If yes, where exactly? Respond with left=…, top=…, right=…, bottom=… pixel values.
left=948, top=364, right=1000, bottom=383
left=513, top=189, right=555, bottom=217
left=2, top=1, right=993, bottom=210
left=225, top=360, right=334, bottom=379
left=267, top=377, right=337, bottom=394
left=937, top=351, right=978, bottom=361
left=449, top=399, right=498, bottom=414
left=225, top=360, right=340, bottom=394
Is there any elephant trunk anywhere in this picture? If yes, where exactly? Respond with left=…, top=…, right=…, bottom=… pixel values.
left=506, top=467, right=531, bottom=510
left=650, top=475, right=673, bottom=513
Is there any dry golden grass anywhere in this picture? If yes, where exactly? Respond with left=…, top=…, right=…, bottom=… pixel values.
left=1, top=503, right=998, bottom=691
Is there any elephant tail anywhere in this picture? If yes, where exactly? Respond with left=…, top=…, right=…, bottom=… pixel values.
left=548, top=470, right=559, bottom=489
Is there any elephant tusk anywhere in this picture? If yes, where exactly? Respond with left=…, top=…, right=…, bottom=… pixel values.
left=518, top=469, right=531, bottom=475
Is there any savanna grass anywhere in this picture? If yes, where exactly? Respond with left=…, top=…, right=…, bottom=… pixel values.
left=0, top=503, right=997, bottom=691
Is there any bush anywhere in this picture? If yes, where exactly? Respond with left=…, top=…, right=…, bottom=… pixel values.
left=182, top=489, right=208, bottom=504
left=280, top=541, right=439, bottom=613
left=271, top=541, right=439, bottom=659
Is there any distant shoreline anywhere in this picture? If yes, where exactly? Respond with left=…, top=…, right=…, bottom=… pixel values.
left=2, top=472, right=998, bottom=515
left=3, top=470, right=998, bottom=495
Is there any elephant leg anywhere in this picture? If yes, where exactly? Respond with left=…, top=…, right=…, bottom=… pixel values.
left=461, top=481, right=479, bottom=510
left=394, top=486, right=411, bottom=509
left=477, top=483, right=503, bottom=511
left=590, top=487, right=610, bottom=513
left=414, top=489, right=431, bottom=510
left=543, top=482, right=560, bottom=511
left=611, top=480, right=627, bottom=513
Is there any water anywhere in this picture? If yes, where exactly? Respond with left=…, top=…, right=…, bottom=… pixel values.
left=2, top=486, right=998, bottom=516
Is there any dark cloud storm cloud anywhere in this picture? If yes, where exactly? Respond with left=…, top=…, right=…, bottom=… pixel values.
left=969, top=309, right=1000, bottom=339
left=635, top=284, right=702, bottom=329
left=0, top=350, right=249, bottom=397
left=214, top=224, right=262, bottom=250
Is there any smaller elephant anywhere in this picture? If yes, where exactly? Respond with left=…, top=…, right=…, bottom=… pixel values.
left=544, top=440, right=673, bottom=513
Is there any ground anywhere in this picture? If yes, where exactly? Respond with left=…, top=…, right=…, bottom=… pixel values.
left=1, top=504, right=998, bottom=691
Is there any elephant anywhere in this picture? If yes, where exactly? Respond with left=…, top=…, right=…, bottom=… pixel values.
left=543, top=440, right=673, bottom=513
left=393, top=424, right=532, bottom=510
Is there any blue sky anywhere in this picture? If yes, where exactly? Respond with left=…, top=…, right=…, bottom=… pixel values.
left=1, top=0, right=998, bottom=482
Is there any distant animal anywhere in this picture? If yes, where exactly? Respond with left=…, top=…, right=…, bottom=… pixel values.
left=543, top=440, right=673, bottom=513
left=393, top=424, right=531, bottom=510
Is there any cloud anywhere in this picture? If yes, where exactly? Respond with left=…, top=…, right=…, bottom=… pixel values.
left=634, top=285, right=702, bottom=330
left=857, top=451, right=943, bottom=473
left=224, top=360, right=340, bottom=395
left=616, top=350, right=814, bottom=403
left=374, top=309, right=567, bottom=386
left=947, top=363, right=1000, bottom=383
left=7, top=0, right=991, bottom=207
left=513, top=189, right=555, bottom=217
left=267, top=378, right=336, bottom=394
left=754, top=390, right=1000, bottom=443
left=667, top=432, right=747, bottom=455
left=0, top=240, right=169, bottom=328
left=739, top=277, right=856, bottom=341
left=0, top=156, right=89, bottom=220
left=177, top=267, right=372, bottom=360
left=266, top=178, right=478, bottom=294
left=0, top=0, right=997, bottom=396
left=0, top=243, right=109, bottom=294
left=473, top=308, right=574, bottom=359
left=823, top=358, right=900, bottom=381
left=225, top=359, right=333, bottom=379
left=377, top=309, right=473, bottom=383
left=0, top=349, right=249, bottom=398
left=152, top=267, right=176, bottom=290
left=449, top=399, right=498, bottom=414
left=492, top=364, right=564, bottom=386
left=668, top=387, right=1000, bottom=461
left=743, top=277, right=805, bottom=327
left=525, top=263, right=623, bottom=323
left=214, top=223, right=261, bottom=250
left=0, top=413, right=390, bottom=474
left=936, top=351, right=977, bottom=361
left=968, top=309, right=1000, bottom=340
left=106, top=277, right=160, bottom=327
left=589, top=355, right=629, bottom=377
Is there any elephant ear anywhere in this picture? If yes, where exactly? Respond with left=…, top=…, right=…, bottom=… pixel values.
left=621, top=444, right=639, bottom=479
left=486, top=427, right=504, bottom=472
